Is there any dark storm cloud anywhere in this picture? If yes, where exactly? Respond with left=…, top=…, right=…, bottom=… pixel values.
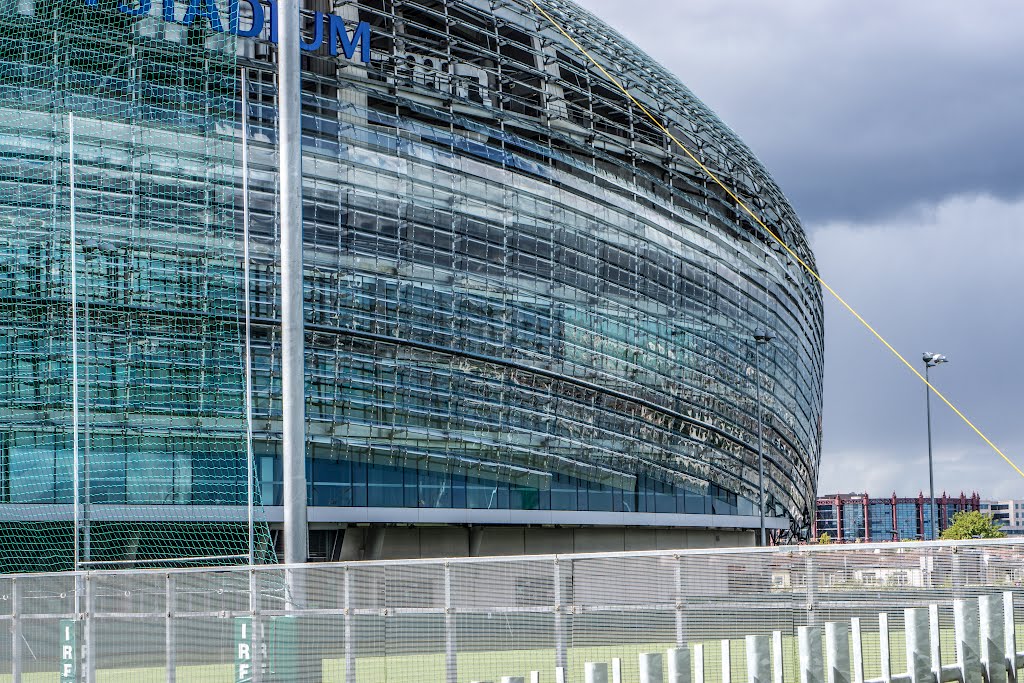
left=571, top=1, right=1024, bottom=498
left=572, top=1, right=1024, bottom=223
left=811, top=195, right=1024, bottom=499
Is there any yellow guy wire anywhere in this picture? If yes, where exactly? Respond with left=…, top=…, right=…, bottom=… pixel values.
left=529, top=0, right=1024, bottom=480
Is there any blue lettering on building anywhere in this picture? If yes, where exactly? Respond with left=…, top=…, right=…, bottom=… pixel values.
left=83, top=0, right=372, bottom=63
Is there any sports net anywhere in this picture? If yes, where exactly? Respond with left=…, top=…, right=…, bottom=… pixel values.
left=0, top=0, right=273, bottom=571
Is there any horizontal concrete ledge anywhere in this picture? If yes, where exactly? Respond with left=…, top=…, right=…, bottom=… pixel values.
left=268, top=506, right=791, bottom=529
left=0, top=504, right=789, bottom=530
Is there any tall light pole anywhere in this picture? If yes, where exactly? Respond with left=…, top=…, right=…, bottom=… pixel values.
left=923, top=352, right=948, bottom=540
left=754, top=330, right=773, bottom=546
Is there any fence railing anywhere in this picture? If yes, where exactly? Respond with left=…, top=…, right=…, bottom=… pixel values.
left=1, top=538, right=1024, bottom=682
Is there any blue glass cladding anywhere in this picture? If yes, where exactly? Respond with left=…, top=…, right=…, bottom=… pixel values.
left=0, top=0, right=823, bottom=534
left=228, top=0, right=825, bottom=532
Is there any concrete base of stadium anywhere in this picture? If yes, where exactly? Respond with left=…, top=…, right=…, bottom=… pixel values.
left=271, top=524, right=757, bottom=561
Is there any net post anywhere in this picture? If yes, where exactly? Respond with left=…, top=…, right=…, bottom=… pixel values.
left=11, top=578, right=20, bottom=683
left=955, top=598, right=982, bottom=683
left=344, top=566, right=355, bottom=683
left=878, top=612, right=892, bottom=683
left=825, top=622, right=850, bottom=683
left=850, top=618, right=864, bottom=683
left=639, top=652, right=663, bottom=683
left=1003, top=592, right=1016, bottom=683
left=585, top=662, right=609, bottom=683
left=674, top=555, right=684, bottom=646
left=667, top=646, right=690, bottom=683
left=165, top=573, right=175, bottom=683
left=772, top=631, right=784, bottom=683
left=554, top=559, right=568, bottom=675
left=84, top=573, right=95, bottom=683
left=444, top=562, right=457, bottom=683
left=798, top=625, right=823, bottom=683
left=69, top=110, right=80, bottom=575
left=250, top=569, right=262, bottom=683
left=279, top=0, right=308, bottom=573
left=240, top=64, right=255, bottom=570
left=746, top=635, right=771, bottom=683
left=929, top=604, right=942, bottom=683
left=805, top=554, right=817, bottom=626
left=980, top=594, right=1008, bottom=683
left=904, top=608, right=931, bottom=683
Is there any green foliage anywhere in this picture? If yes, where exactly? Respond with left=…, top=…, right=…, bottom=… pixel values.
left=940, top=511, right=1007, bottom=540
left=818, top=532, right=832, bottom=545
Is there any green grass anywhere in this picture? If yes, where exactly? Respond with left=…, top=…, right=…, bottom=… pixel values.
left=1, top=625, right=1021, bottom=682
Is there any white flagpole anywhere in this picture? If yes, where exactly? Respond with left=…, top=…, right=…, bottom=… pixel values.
left=69, top=112, right=80, bottom=574
left=241, top=66, right=255, bottom=567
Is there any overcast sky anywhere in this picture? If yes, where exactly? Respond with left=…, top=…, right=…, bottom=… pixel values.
left=573, top=0, right=1024, bottom=500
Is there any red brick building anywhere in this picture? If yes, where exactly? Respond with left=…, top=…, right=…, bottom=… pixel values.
left=813, top=492, right=980, bottom=542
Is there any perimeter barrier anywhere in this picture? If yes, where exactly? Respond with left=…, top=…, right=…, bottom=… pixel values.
left=1, top=538, right=1024, bottom=682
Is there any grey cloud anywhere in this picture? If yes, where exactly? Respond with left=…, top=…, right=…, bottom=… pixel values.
left=811, top=194, right=1024, bottom=498
left=573, top=1, right=1024, bottom=223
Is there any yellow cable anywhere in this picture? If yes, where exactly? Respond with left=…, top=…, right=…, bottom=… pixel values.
left=529, top=0, right=1024, bottom=480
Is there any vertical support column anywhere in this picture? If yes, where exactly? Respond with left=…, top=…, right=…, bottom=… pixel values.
left=250, top=570, right=262, bottom=683
left=825, top=622, right=850, bottom=683
left=955, top=598, right=982, bottom=683
left=69, top=112, right=81, bottom=576
left=279, top=0, right=307, bottom=571
left=444, top=562, right=456, bottom=683
left=344, top=567, right=355, bottom=683
left=11, top=578, right=20, bottom=683
left=850, top=618, right=864, bottom=683
left=721, top=639, right=731, bottom=683
left=639, top=652, right=664, bottom=683
left=674, top=557, right=685, bottom=647
left=879, top=613, right=892, bottom=683
left=553, top=560, right=568, bottom=676
left=585, top=662, right=609, bottom=683
left=905, top=608, right=931, bottom=683
left=772, top=631, right=784, bottom=683
left=240, top=65, right=256, bottom=569
left=929, top=604, right=942, bottom=683
left=85, top=574, right=95, bottom=683
left=693, top=643, right=704, bottom=683
left=798, top=625, right=823, bottom=683
left=611, top=658, right=621, bottom=683
left=746, top=635, right=771, bottom=683
left=667, top=646, right=690, bottom=683
left=166, top=573, right=175, bottom=683
left=806, top=555, right=818, bottom=627
left=980, top=594, right=1009, bottom=683
left=1003, top=592, right=1017, bottom=683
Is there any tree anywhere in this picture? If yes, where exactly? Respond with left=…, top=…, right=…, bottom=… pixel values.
left=939, top=511, right=1006, bottom=540
left=818, top=532, right=832, bottom=545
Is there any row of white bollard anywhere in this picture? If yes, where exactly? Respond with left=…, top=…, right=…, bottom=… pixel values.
left=475, top=592, right=1024, bottom=683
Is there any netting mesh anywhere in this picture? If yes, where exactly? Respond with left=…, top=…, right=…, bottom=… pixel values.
left=0, top=541, right=1022, bottom=681
left=0, top=0, right=273, bottom=571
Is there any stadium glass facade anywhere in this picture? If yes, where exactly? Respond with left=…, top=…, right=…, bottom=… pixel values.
left=0, top=0, right=823, bottom=566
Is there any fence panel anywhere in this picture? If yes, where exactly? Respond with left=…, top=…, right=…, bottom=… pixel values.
left=0, top=539, right=1020, bottom=682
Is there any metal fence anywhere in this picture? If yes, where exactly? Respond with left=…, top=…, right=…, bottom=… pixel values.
left=2, top=538, right=1024, bottom=682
